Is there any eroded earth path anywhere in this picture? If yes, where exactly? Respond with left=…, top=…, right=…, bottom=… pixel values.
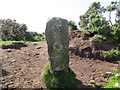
left=1, top=41, right=118, bottom=88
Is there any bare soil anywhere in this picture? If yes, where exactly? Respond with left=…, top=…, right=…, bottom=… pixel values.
left=0, top=31, right=119, bottom=88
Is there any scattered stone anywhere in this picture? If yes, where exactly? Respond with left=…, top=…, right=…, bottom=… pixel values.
left=6, top=49, right=11, bottom=52
left=115, top=83, right=120, bottom=88
left=15, top=83, right=20, bottom=87
left=89, top=80, right=95, bottom=84
left=34, top=53, right=39, bottom=56
left=8, top=84, right=14, bottom=88
left=36, top=46, right=42, bottom=49
left=100, top=78, right=108, bottom=83
left=90, top=76, right=95, bottom=80
left=33, top=42, right=37, bottom=45
left=26, top=53, right=31, bottom=56
left=13, top=71, right=17, bottom=74
left=27, top=57, right=30, bottom=60
left=115, top=73, right=120, bottom=76
left=69, top=62, right=73, bottom=65
left=12, top=60, right=16, bottom=62
left=103, top=72, right=114, bottom=78
left=4, top=82, right=14, bottom=87
left=94, top=83, right=102, bottom=88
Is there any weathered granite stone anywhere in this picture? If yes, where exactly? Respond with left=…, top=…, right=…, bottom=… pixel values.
left=45, top=17, right=69, bottom=74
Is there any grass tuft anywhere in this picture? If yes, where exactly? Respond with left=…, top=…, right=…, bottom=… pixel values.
left=41, top=63, right=76, bottom=88
left=104, top=69, right=120, bottom=88
left=0, top=41, right=24, bottom=45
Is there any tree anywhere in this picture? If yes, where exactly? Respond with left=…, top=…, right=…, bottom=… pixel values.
left=105, top=1, right=118, bottom=26
left=79, top=2, right=105, bottom=29
left=116, top=1, right=120, bottom=24
left=1, top=19, right=27, bottom=41
left=68, top=20, right=78, bottom=31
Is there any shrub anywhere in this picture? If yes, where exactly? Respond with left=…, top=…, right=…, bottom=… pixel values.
left=41, top=63, right=76, bottom=88
left=0, top=41, right=24, bottom=45
left=111, top=24, right=120, bottom=43
left=90, top=34, right=106, bottom=41
left=104, top=69, right=120, bottom=88
left=102, top=48, right=120, bottom=60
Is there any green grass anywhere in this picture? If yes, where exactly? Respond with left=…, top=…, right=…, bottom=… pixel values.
left=41, top=63, right=76, bottom=88
left=0, top=41, right=24, bottom=45
left=104, top=69, right=120, bottom=88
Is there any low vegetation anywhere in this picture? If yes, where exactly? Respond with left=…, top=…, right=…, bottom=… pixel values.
left=41, top=63, right=76, bottom=88
left=102, top=48, right=120, bottom=60
left=0, top=19, right=45, bottom=42
left=0, top=1, right=120, bottom=88
left=0, top=41, right=24, bottom=45
left=105, top=69, right=120, bottom=88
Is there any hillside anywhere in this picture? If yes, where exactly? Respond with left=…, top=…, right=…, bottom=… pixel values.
left=1, top=30, right=119, bottom=88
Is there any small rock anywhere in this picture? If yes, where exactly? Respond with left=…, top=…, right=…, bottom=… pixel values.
left=115, top=83, right=120, bottom=88
left=95, top=83, right=102, bottom=88
left=12, top=60, right=16, bottom=62
left=115, top=73, right=120, bottom=76
left=36, top=46, right=42, bottom=49
left=100, top=78, right=108, bottom=83
left=90, top=76, right=95, bottom=80
left=103, top=72, right=114, bottom=78
left=34, top=53, right=39, bottom=56
left=4, top=82, right=14, bottom=86
left=35, top=56, right=39, bottom=58
left=33, top=42, right=37, bottom=45
left=69, top=62, right=73, bottom=65
left=89, top=80, right=95, bottom=84
left=87, top=84, right=93, bottom=87
left=26, top=53, right=31, bottom=56
left=6, top=49, right=11, bottom=52
left=13, top=71, right=17, bottom=74
left=27, top=57, right=30, bottom=60
left=24, top=50, right=26, bottom=52
left=8, top=84, right=14, bottom=88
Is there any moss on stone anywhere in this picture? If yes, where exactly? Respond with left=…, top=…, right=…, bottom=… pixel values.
left=41, top=63, right=76, bottom=88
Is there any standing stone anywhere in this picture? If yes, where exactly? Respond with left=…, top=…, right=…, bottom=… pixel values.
left=45, top=17, right=69, bottom=74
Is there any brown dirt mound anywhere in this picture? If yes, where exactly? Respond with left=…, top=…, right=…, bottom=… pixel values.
left=1, top=31, right=119, bottom=88
left=69, top=30, right=89, bottom=40
left=1, top=41, right=118, bottom=88
left=69, top=30, right=117, bottom=60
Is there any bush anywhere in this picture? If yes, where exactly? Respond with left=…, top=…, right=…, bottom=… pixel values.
left=102, top=48, right=120, bottom=60
left=41, top=63, right=76, bottom=88
left=111, top=24, right=120, bottom=43
left=104, top=69, right=120, bottom=88
left=0, top=41, right=24, bottom=45
left=90, top=34, right=106, bottom=41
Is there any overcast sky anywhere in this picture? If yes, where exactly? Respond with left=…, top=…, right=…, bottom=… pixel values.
left=0, top=0, right=119, bottom=33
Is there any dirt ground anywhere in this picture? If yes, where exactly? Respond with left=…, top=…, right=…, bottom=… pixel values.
left=0, top=31, right=119, bottom=88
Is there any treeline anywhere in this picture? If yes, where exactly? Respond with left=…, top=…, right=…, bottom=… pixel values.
left=79, top=1, right=120, bottom=43
left=78, top=1, right=120, bottom=60
left=0, top=19, right=45, bottom=41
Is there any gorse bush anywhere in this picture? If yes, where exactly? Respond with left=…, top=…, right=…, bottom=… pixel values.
left=102, top=48, right=120, bottom=60
left=111, top=24, right=120, bottom=43
left=90, top=34, right=106, bottom=41
left=0, top=19, right=27, bottom=41
left=41, top=63, right=76, bottom=88
left=0, top=19, right=45, bottom=42
left=105, top=69, right=120, bottom=88
left=79, top=1, right=120, bottom=44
